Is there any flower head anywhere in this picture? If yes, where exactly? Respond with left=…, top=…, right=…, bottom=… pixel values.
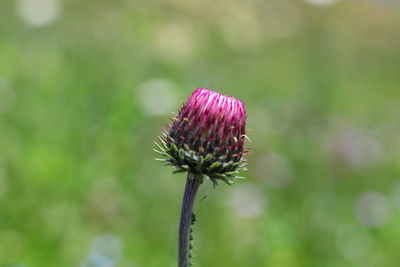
left=155, top=88, right=248, bottom=185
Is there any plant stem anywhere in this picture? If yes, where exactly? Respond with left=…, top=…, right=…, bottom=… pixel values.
left=178, top=173, right=202, bottom=267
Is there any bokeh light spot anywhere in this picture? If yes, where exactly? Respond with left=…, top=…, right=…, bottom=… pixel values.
left=90, top=234, right=122, bottom=263
left=335, top=224, right=373, bottom=262
left=355, top=191, right=391, bottom=228
left=228, top=183, right=266, bottom=219
left=329, top=126, right=383, bottom=169
left=80, top=233, right=123, bottom=267
left=17, top=0, right=61, bottom=27
left=136, top=79, right=179, bottom=116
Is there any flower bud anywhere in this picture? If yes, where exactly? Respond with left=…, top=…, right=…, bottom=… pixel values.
left=155, top=88, right=248, bottom=185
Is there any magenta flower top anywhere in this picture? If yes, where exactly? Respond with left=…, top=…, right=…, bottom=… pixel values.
left=156, top=88, right=248, bottom=185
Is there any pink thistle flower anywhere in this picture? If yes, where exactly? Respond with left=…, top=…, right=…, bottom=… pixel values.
left=155, top=88, right=248, bottom=185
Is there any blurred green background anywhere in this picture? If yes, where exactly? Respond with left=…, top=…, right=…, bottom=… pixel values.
left=1, top=0, right=400, bottom=266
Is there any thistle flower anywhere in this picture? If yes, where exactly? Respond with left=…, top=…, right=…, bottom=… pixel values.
left=155, top=88, right=248, bottom=186
left=155, top=88, right=248, bottom=267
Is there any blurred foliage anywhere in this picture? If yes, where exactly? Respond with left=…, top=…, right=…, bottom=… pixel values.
left=1, top=0, right=400, bottom=266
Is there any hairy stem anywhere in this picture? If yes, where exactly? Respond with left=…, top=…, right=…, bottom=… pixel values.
left=178, top=174, right=202, bottom=267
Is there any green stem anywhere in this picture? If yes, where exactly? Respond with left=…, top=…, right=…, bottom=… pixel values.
left=178, top=174, right=201, bottom=267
